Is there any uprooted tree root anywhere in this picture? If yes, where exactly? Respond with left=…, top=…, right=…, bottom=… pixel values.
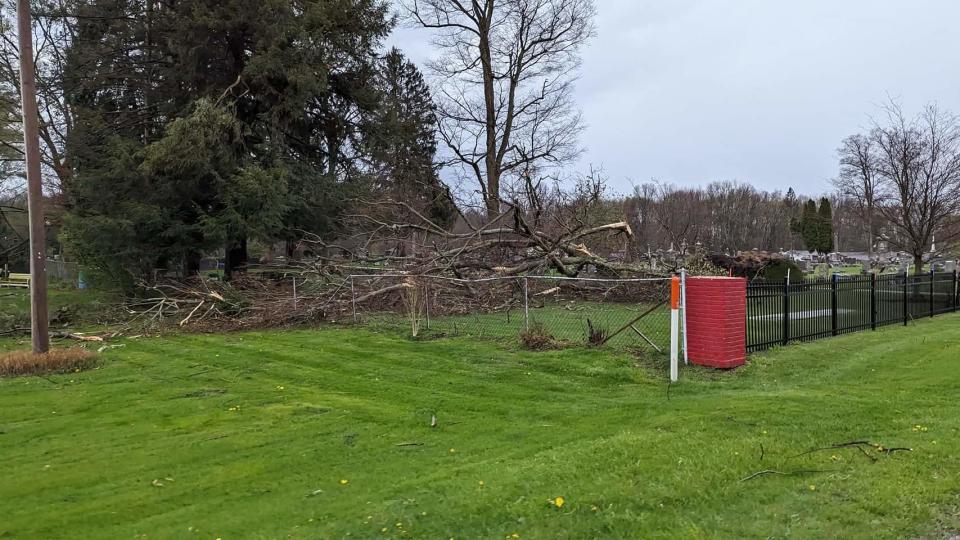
left=0, top=349, right=99, bottom=378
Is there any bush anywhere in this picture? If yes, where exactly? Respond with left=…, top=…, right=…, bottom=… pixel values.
left=520, top=322, right=559, bottom=350
left=585, top=319, right=608, bottom=347
left=709, top=251, right=803, bottom=282
left=0, top=349, right=98, bottom=377
left=762, top=258, right=803, bottom=283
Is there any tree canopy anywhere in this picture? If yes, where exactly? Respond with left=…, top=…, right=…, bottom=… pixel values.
left=61, top=0, right=405, bottom=282
left=791, top=198, right=834, bottom=255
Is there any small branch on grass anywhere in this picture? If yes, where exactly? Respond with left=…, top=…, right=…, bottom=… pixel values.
left=394, top=442, right=425, bottom=447
left=51, top=332, right=104, bottom=342
left=791, top=440, right=913, bottom=460
left=740, top=469, right=834, bottom=482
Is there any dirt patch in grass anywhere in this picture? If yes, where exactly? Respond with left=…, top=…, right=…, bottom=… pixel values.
left=0, top=348, right=98, bottom=377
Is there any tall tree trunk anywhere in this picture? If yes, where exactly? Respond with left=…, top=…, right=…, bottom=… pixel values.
left=286, top=239, right=297, bottom=260
left=184, top=252, right=202, bottom=278
left=478, top=13, right=499, bottom=218
left=913, top=253, right=924, bottom=276
left=224, top=237, right=248, bottom=281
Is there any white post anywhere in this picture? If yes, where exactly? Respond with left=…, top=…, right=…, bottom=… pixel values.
left=680, top=268, right=689, bottom=366
left=670, top=275, right=680, bottom=382
left=292, top=276, right=298, bottom=309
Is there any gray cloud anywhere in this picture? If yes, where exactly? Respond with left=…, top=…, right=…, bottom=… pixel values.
left=388, top=0, right=960, bottom=196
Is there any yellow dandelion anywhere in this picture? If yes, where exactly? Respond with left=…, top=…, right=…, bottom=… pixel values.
left=340, top=479, right=349, bottom=485
left=277, top=385, right=285, bottom=390
left=553, top=496, right=565, bottom=508
left=449, top=448, right=456, bottom=453
left=808, top=485, right=816, bottom=491
left=478, top=480, right=484, bottom=487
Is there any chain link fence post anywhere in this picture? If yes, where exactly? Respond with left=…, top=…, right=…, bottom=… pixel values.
left=350, top=276, right=357, bottom=323
left=425, top=279, right=431, bottom=330
left=523, top=276, right=530, bottom=331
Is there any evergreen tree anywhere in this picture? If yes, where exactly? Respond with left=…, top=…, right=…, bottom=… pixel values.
left=366, top=48, right=456, bottom=227
left=793, top=199, right=818, bottom=253
left=62, top=0, right=394, bottom=280
left=782, top=187, right=800, bottom=250
left=817, top=197, right=834, bottom=253
left=790, top=198, right=834, bottom=255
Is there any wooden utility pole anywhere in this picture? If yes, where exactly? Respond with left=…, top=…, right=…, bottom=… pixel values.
left=16, top=0, right=50, bottom=353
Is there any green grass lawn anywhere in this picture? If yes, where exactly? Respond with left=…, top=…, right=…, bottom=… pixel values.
left=2, top=317, right=960, bottom=539
left=1, top=286, right=118, bottom=331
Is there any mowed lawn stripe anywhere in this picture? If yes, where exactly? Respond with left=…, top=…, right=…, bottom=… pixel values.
left=1, top=315, right=959, bottom=538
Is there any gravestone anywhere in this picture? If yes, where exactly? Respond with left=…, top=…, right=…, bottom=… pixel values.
left=898, top=260, right=909, bottom=274
left=945, top=260, right=957, bottom=273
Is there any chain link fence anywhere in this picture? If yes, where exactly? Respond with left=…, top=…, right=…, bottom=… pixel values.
left=340, top=274, right=673, bottom=353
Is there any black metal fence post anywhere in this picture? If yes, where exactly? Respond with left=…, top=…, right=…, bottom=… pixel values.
left=870, top=272, right=877, bottom=331
left=831, top=273, right=839, bottom=336
left=929, top=269, right=935, bottom=317
left=782, top=277, right=790, bottom=346
left=903, top=271, right=909, bottom=326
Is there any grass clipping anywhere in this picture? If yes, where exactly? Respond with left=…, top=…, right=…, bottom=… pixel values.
left=0, top=349, right=98, bottom=378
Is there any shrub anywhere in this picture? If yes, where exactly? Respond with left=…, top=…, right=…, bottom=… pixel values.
left=0, top=349, right=98, bottom=378
left=585, top=319, right=608, bottom=347
left=520, top=322, right=558, bottom=350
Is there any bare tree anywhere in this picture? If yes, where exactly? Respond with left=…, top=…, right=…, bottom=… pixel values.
left=835, top=133, right=880, bottom=260
left=0, top=0, right=75, bottom=193
left=643, top=181, right=706, bottom=256
left=869, top=102, right=960, bottom=273
left=402, top=0, right=595, bottom=217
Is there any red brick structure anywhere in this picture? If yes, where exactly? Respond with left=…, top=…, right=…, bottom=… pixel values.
left=685, top=277, right=747, bottom=368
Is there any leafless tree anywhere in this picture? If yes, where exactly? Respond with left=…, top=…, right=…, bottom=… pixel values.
left=624, top=180, right=805, bottom=257
left=645, top=181, right=706, bottom=255
left=835, top=133, right=881, bottom=260
left=866, top=102, right=960, bottom=273
left=0, top=0, right=75, bottom=193
left=401, top=0, right=595, bottom=217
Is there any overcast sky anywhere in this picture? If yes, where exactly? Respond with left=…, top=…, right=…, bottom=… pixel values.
left=388, top=0, right=960, bottom=197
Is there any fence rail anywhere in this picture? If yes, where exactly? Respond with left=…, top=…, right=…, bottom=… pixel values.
left=747, top=271, right=960, bottom=352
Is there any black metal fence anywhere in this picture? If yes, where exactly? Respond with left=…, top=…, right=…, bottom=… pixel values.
left=746, top=271, right=960, bottom=352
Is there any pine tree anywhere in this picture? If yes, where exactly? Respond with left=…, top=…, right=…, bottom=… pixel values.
left=795, top=199, right=819, bottom=253
left=366, top=48, right=456, bottom=227
left=817, top=197, right=834, bottom=253
left=62, top=0, right=394, bottom=280
left=791, top=198, right=835, bottom=255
